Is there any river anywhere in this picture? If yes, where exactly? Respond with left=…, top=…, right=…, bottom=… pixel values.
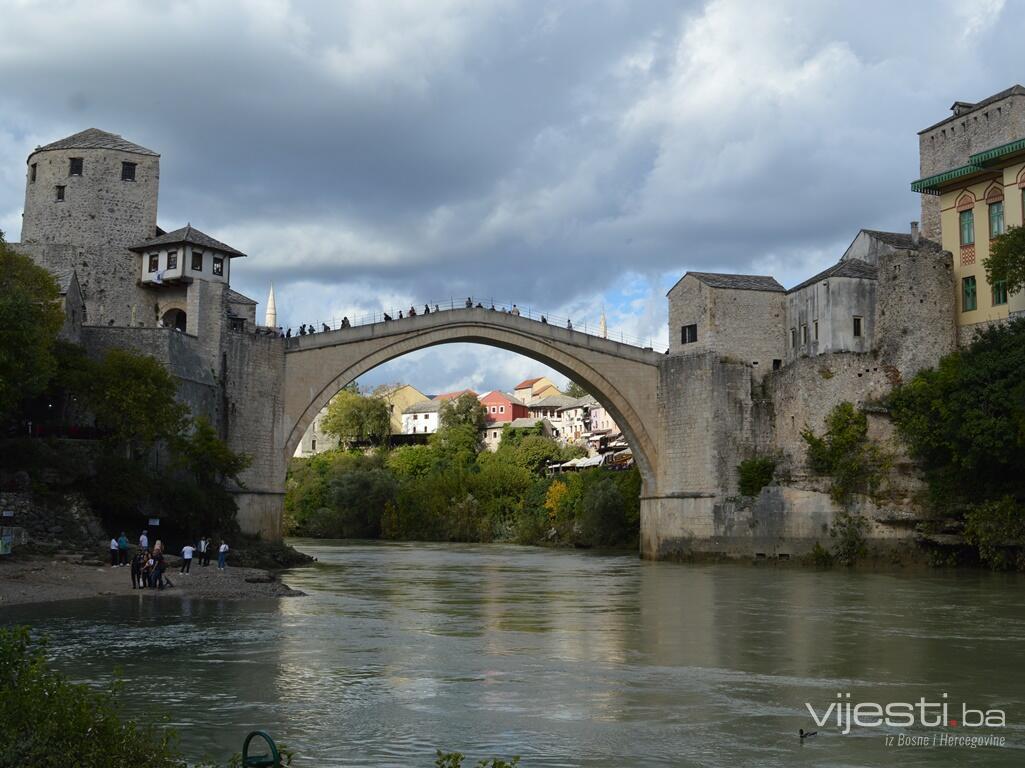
left=4, top=540, right=1025, bottom=767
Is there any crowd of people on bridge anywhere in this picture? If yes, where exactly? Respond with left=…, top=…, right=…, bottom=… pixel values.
left=278, top=299, right=579, bottom=339
left=109, top=530, right=230, bottom=591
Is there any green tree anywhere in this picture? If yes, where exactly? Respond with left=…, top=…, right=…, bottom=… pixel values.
left=87, top=349, right=188, bottom=453
left=439, top=392, right=488, bottom=431
left=387, top=444, right=436, bottom=478
left=801, top=402, right=891, bottom=504
left=0, top=235, right=65, bottom=418
left=984, top=225, right=1025, bottom=296
left=888, top=319, right=1025, bottom=508
left=321, top=388, right=390, bottom=447
left=168, top=417, right=252, bottom=535
left=564, top=381, right=587, bottom=398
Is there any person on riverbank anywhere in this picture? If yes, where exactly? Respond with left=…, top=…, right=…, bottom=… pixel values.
left=198, top=536, right=210, bottom=567
left=141, top=551, right=154, bottom=588
left=139, top=530, right=149, bottom=551
left=109, top=537, right=119, bottom=567
left=117, top=532, right=129, bottom=566
left=180, top=543, right=195, bottom=574
left=153, top=549, right=173, bottom=590
left=217, top=540, right=229, bottom=570
left=130, top=549, right=144, bottom=589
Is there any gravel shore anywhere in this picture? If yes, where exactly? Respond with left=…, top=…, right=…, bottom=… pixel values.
left=0, top=554, right=305, bottom=607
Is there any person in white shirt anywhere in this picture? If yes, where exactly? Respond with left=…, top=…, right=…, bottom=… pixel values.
left=180, top=543, right=195, bottom=574
left=198, top=536, right=210, bottom=567
left=217, top=540, right=229, bottom=570
left=139, top=530, right=149, bottom=550
left=109, top=537, right=119, bottom=567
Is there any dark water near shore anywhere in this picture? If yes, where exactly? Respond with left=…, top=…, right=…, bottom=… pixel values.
left=4, top=540, right=1025, bottom=766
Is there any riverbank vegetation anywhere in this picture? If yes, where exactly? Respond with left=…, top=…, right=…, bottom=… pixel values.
left=889, top=317, right=1025, bottom=569
left=286, top=392, right=641, bottom=548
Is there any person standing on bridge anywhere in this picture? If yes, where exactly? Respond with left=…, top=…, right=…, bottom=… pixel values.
left=465, top=297, right=472, bottom=308
left=322, top=323, right=330, bottom=332
left=299, top=324, right=306, bottom=335
left=511, top=304, right=520, bottom=316
left=409, top=305, right=416, bottom=317
left=423, top=304, right=430, bottom=315
left=567, top=319, right=573, bottom=329
left=341, top=317, right=350, bottom=328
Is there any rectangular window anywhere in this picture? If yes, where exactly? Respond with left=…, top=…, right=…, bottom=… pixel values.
left=167, top=250, right=178, bottom=270
left=989, top=201, right=1005, bottom=239
left=813, top=320, right=819, bottom=341
left=499, top=406, right=505, bottom=414
left=992, top=279, right=1007, bottom=306
left=148, top=254, right=159, bottom=273
left=311, top=439, right=316, bottom=451
left=962, top=276, right=977, bottom=312
left=69, top=157, right=83, bottom=176
left=191, top=251, right=203, bottom=271
left=853, top=316, right=863, bottom=338
left=772, top=359, right=782, bottom=370
left=801, top=325, right=807, bottom=344
left=959, top=209, right=975, bottom=246
left=121, top=162, right=136, bottom=181
left=212, top=256, right=224, bottom=276
left=681, top=324, right=697, bottom=344
left=30, top=163, right=37, bottom=183
left=55, top=185, right=65, bottom=202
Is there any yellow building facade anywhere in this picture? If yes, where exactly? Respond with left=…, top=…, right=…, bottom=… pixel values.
left=914, top=86, right=1025, bottom=336
left=924, top=150, right=1025, bottom=328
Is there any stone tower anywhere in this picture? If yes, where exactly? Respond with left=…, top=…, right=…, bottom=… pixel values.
left=917, top=86, right=1025, bottom=240
left=21, top=128, right=160, bottom=249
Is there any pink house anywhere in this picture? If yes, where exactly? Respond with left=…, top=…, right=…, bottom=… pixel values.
left=479, top=391, right=528, bottom=424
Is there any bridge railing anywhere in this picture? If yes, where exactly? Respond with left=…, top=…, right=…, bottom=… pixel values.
left=284, top=297, right=667, bottom=352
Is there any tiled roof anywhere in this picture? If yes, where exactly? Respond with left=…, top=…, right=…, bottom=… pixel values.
left=668, top=272, right=785, bottom=295
left=226, top=288, right=257, bottom=305
left=529, top=394, right=578, bottom=409
left=31, top=128, right=158, bottom=157
left=480, top=390, right=524, bottom=405
left=507, top=417, right=546, bottom=429
left=788, top=258, right=878, bottom=294
left=433, top=389, right=476, bottom=401
left=860, top=230, right=940, bottom=251
left=128, top=224, right=246, bottom=257
left=404, top=399, right=443, bottom=414
left=514, top=377, right=542, bottom=389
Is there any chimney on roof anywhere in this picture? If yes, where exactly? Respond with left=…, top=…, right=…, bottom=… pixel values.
left=951, top=101, right=975, bottom=117
left=910, top=221, right=920, bottom=246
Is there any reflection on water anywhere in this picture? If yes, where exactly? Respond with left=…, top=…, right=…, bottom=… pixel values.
left=5, top=540, right=1025, bottom=767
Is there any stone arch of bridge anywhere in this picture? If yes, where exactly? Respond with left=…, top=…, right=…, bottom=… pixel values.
left=282, top=318, right=660, bottom=493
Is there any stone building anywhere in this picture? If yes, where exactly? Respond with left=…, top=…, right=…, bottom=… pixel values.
left=666, top=272, right=786, bottom=379
left=913, top=85, right=1025, bottom=342
left=11, top=128, right=285, bottom=537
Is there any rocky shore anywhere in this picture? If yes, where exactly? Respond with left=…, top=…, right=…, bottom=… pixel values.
left=0, top=553, right=306, bottom=607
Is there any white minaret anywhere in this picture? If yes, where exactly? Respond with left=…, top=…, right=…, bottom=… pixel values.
left=599, top=306, right=607, bottom=339
left=265, top=285, right=277, bottom=328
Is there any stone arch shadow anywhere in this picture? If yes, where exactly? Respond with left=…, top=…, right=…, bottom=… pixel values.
left=283, top=322, right=659, bottom=494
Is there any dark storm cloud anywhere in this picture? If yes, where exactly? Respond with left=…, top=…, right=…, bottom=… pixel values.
left=0, top=0, right=1020, bottom=391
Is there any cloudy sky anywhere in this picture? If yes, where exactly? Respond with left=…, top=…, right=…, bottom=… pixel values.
left=0, top=0, right=1019, bottom=395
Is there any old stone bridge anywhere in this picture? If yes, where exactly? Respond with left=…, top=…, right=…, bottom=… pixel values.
left=270, top=307, right=749, bottom=560
left=282, top=308, right=663, bottom=490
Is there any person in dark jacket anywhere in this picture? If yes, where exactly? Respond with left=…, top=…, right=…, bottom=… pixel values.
left=130, top=550, right=144, bottom=589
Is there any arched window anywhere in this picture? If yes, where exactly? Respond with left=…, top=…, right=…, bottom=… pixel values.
left=985, top=185, right=1005, bottom=239
left=161, top=308, right=187, bottom=332
left=956, top=193, right=975, bottom=247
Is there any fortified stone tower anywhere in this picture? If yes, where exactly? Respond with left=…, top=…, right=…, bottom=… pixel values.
left=22, top=128, right=160, bottom=249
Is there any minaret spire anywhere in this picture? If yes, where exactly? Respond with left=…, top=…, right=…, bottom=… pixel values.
left=599, top=305, right=607, bottom=339
left=265, top=284, right=277, bottom=328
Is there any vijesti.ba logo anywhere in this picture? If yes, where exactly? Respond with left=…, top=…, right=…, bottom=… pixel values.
left=806, top=692, right=1005, bottom=735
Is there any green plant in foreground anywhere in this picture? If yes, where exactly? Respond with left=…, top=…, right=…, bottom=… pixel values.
left=964, top=496, right=1025, bottom=570
left=0, top=626, right=187, bottom=768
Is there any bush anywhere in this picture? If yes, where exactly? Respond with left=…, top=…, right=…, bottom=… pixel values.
left=964, top=496, right=1025, bottom=570
left=802, top=402, right=891, bottom=505
left=737, top=456, right=776, bottom=497
left=435, top=751, right=520, bottom=768
left=0, top=627, right=188, bottom=768
left=830, top=512, right=868, bottom=566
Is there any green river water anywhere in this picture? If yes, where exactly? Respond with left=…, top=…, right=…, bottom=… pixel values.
left=3, top=539, right=1025, bottom=767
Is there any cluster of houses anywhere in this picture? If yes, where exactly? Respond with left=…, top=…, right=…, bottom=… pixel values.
left=294, top=376, right=632, bottom=468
